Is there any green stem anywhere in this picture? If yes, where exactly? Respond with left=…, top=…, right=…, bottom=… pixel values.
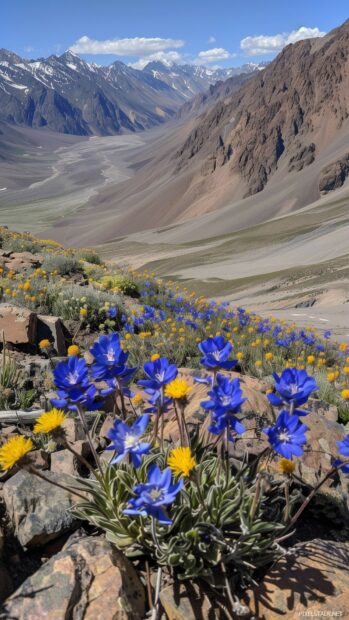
left=77, top=404, right=103, bottom=476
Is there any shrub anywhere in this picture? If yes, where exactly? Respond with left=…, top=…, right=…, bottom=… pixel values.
left=41, top=254, right=79, bottom=276
left=76, top=249, right=102, bottom=265
left=98, top=274, right=139, bottom=297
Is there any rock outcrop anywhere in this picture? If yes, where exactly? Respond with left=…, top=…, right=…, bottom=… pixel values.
left=0, top=535, right=145, bottom=620
left=319, top=153, right=349, bottom=193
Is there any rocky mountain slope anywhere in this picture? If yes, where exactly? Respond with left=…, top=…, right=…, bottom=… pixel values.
left=176, top=19, right=349, bottom=197
left=0, top=49, right=265, bottom=136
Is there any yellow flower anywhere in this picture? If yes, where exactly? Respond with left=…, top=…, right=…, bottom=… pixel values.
left=327, top=372, right=336, bottom=382
left=165, top=378, right=191, bottom=400
left=39, top=339, right=51, bottom=350
left=23, top=281, right=31, bottom=291
left=168, top=447, right=196, bottom=477
left=33, top=409, right=66, bottom=434
left=236, top=351, right=244, bottom=360
left=339, top=343, right=348, bottom=352
left=0, top=436, right=34, bottom=471
left=341, top=389, right=349, bottom=400
left=131, top=394, right=143, bottom=406
left=79, top=307, right=88, bottom=317
left=278, top=458, right=296, bottom=474
left=255, top=360, right=262, bottom=368
left=150, top=353, right=160, bottom=361
left=343, top=367, right=349, bottom=375
left=265, top=352, right=273, bottom=361
left=307, top=355, right=315, bottom=364
left=67, top=344, right=80, bottom=356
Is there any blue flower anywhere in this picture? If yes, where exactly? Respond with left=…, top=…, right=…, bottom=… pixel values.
left=124, top=465, right=183, bottom=524
left=138, top=357, right=177, bottom=391
left=198, top=336, right=237, bottom=370
left=53, top=355, right=90, bottom=392
left=337, top=435, right=349, bottom=458
left=90, top=333, right=131, bottom=381
left=268, top=367, right=318, bottom=409
left=263, top=410, right=308, bottom=459
left=107, top=414, right=150, bottom=468
left=107, top=307, right=117, bottom=319
left=201, top=374, right=246, bottom=437
left=333, top=459, right=349, bottom=474
left=52, top=356, right=100, bottom=411
left=323, top=330, right=332, bottom=340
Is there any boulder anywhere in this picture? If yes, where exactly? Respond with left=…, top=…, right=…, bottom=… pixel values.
left=4, top=251, right=43, bottom=274
left=160, top=582, right=231, bottom=619
left=0, top=304, right=36, bottom=346
left=243, top=539, right=349, bottom=618
left=1, top=535, right=145, bottom=619
left=37, top=314, right=67, bottom=355
left=2, top=469, right=79, bottom=547
left=50, top=441, right=90, bottom=476
left=319, top=153, right=349, bottom=193
left=61, top=417, right=85, bottom=443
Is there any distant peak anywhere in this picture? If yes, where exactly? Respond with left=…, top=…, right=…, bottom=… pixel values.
left=61, top=49, right=81, bottom=60
left=0, top=48, right=23, bottom=64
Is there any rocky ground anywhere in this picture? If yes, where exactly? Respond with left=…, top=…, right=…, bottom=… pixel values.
left=0, top=226, right=349, bottom=619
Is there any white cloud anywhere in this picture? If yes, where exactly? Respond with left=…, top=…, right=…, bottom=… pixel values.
left=208, top=35, right=216, bottom=44
left=24, top=46, right=34, bottom=53
left=197, top=47, right=231, bottom=63
left=70, top=35, right=185, bottom=56
left=240, top=26, right=326, bottom=56
left=131, top=50, right=182, bottom=69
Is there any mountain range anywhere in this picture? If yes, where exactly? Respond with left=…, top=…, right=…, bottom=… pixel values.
left=93, top=16, right=349, bottom=237
left=0, top=49, right=266, bottom=135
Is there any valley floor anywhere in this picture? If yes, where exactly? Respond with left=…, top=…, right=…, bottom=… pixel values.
left=1, top=123, right=348, bottom=340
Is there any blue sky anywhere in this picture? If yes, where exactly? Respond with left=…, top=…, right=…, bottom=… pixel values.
left=2, top=0, right=348, bottom=68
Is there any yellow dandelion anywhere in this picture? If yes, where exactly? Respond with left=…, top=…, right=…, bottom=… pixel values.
left=67, top=344, right=80, bottom=356
left=39, top=339, right=51, bottom=350
left=165, top=378, right=191, bottom=400
left=341, top=389, right=349, bottom=400
left=0, top=436, right=34, bottom=471
left=33, top=409, right=67, bottom=434
left=265, top=352, right=273, bottom=361
left=168, top=447, right=196, bottom=477
left=278, top=458, right=296, bottom=474
left=150, top=353, right=160, bottom=361
left=307, top=355, right=315, bottom=364
left=79, top=307, right=88, bottom=318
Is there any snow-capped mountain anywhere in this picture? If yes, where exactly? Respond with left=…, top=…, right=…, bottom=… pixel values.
left=0, top=48, right=266, bottom=136
left=142, top=61, right=268, bottom=99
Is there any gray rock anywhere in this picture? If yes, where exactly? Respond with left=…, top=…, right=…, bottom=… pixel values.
left=1, top=536, right=145, bottom=620
left=0, top=304, right=37, bottom=347
left=319, top=153, right=349, bottom=193
left=2, top=469, right=79, bottom=547
left=37, top=314, right=67, bottom=355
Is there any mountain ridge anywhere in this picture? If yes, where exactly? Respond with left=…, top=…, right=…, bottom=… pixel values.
left=0, top=49, right=265, bottom=136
